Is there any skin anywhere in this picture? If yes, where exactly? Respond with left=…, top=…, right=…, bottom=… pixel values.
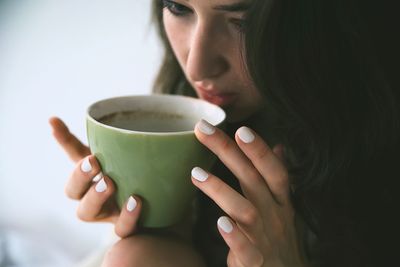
left=49, top=0, right=308, bottom=266
left=163, top=0, right=264, bottom=122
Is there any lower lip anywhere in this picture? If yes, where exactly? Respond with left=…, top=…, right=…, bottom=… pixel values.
left=199, top=91, right=237, bottom=106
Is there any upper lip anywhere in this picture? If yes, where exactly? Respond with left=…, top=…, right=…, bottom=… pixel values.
left=195, top=83, right=235, bottom=96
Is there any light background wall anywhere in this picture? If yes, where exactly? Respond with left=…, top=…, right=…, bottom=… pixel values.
left=0, top=0, right=162, bottom=265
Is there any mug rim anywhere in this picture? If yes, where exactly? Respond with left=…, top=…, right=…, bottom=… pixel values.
left=86, top=94, right=226, bottom=136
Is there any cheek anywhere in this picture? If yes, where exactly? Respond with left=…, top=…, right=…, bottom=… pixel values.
left=163, top=14, right=189, bottom=68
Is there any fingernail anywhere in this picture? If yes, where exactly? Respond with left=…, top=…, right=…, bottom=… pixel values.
left=197, top=119, right=215, bottom=135
left=92, top=172, right=103, bottom=182
left=81, top=157, right=92, bottom=173
left=191, top=167, right=209, bottom=182
left=237, top=126, right=255, bottom=143
left=126, top=196, right=137, bottom=212
left=95, top=178, right=107, bottom=193
left=217, top=216, right=233, bottom=233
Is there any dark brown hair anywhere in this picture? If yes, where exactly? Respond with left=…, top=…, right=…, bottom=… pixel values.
left=151, top=0, right=194, bottom=96
left=244, top=0, right=399, bottom=266
left=151, top=0, right=399, bottom=265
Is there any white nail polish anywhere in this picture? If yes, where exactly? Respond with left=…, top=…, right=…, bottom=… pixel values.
left=95, top=178, right=107, bottom=193
left=92, top=172, right=103, bottom=182
left=126, top=196, right=137, bottom=212
left=237, top=127, right=255, bottom=143
left=191, top=167, right=209, bottom=182
left=81, top=157, right=92, bottom=173
left=217, top=216, right=233, bottom=233
left=197, top=119, right=215, bottom=135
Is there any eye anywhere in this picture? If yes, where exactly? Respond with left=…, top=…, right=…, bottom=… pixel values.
left=230, top=18, right=246, bottom=33
left=162, top=0, right=192, bottom=17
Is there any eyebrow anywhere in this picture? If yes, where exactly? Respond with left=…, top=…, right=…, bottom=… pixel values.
left=212, top=2, right=252, bottom=12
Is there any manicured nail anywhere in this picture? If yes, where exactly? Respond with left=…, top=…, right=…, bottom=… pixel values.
left=191, top=167, right=209, bottom=182
left=126, top=196, right=137, bottom=212
left=197, top=119, right=215, bottom=135
left=237, top=126, right=255, bottom=143
left=81, top=157, right=92, bottom=173
left=95, top=178, right=107, bottom=193
left=92, top=172, right=103, bottom=182
left=217, top=216, right=233, bottom=233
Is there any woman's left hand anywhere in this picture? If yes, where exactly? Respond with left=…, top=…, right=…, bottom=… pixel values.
left=192, top=120, right=307, bottom=267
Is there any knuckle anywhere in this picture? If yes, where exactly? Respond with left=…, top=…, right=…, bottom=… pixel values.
left=227, top=252, right=235, bottom=267
left=235, top=241, right=247, bottom=256
left=239, top=205, right=259, bottom=226
left=114, top=217, right=136, bottom=238
left=247, top=171, right=262, bottom=183
left=219, top=136, right=234, bottom=155
left=269, top=215, right=289, bottom=241
left=64, top=185, right=73, bottom=198
left=64, top=184, right=80, bottom=200
left=76, top=206, right=93, bottom=222
left=210, top=178, right=225, bottom=196
left=255, top=145, right=271, bottom=161
left=278, top=170, right=289, bottom=185
left=281, top=173, right=290, bottom=188
left=255, top=254, right=264, bottom=267
left=114, top=225, right=127, bottom=238
left=271, top=170, right=290, bottom=194
left=270, top=162, right=288, bottom=181
left=208, top=175, right=225, bottom=195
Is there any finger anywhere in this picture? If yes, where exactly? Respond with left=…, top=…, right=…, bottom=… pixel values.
left=49, top=117, right=90, bottom=162
left=227, top=250, right=244, bottom=267
left=217, top=216, right=264, bottom=267
left=114, top=196, right=142, bottom=238
left=191, top=167, right=263, bottom=237
left=272, top=143, right=285, bottom=162
left=236, top=127, right=290, bottom=205
left=65, top=155, right=102, bottom=200
left=194, top=120, right=272, bottom=206
left=76, top=175, right=117, bottom=222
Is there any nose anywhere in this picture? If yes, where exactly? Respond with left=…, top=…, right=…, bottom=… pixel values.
left=185, top=21, right=229, bottom=82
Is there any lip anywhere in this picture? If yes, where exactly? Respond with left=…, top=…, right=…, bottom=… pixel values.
left=197, top=86, right=237, bottom=106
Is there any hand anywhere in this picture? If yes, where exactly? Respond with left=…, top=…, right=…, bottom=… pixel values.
left=192, top=120, right=307, bottom=267
left=49, top=117, right=142, bottom=238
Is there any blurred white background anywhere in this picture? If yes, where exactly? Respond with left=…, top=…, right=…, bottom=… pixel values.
left=0, top=0, right=162, bottom=265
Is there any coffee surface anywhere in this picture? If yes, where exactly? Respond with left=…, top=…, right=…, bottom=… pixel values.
left=97, top=110, right=196, bottom=132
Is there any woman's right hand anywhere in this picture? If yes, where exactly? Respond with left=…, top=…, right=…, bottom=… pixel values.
left=49, top=117, right=142, bottom=238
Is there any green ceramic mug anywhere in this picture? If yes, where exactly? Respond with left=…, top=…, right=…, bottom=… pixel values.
left=86, top=94, right=226, bottom=227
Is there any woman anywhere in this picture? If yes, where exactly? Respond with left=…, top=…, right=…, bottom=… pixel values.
left=50, top=0, right=399, bottom=266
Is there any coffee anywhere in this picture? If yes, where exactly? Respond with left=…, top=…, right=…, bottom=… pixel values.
left=97, top=110, right=196, bottom=132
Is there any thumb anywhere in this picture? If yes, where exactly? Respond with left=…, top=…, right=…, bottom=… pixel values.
left=49, top=116, right=90, bottom=163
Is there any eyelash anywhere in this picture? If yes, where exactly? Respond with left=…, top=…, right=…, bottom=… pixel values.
left=162, top=0, right=246, bottom=33
left=230, top=18, right=246, bottom=32
left=162, top=0, right=191, bottom=16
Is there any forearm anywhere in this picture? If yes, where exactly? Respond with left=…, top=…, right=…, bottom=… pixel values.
left=102, top=234, right=206, bottom=267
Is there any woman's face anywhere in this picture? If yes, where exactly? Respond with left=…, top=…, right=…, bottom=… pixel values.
left=162, top=0, right=264, bottom=122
